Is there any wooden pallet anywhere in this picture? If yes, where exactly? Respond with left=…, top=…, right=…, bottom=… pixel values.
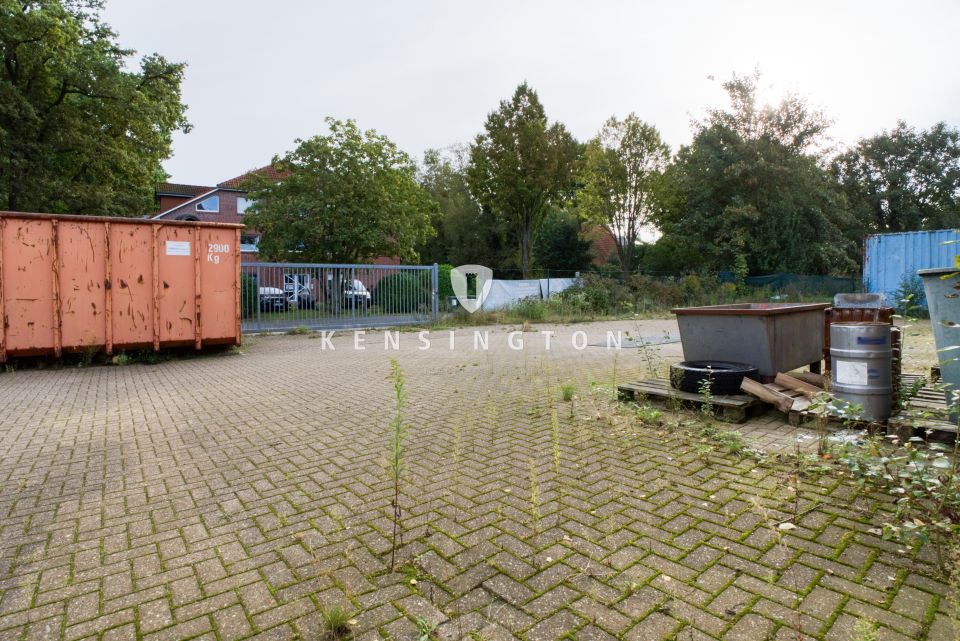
left=617, top=379, right=764, bottom=423
left=888, top=374, right=956, bottom=438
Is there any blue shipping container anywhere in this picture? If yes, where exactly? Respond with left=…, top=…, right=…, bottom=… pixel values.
left=863, top=229, right=960, bottom=306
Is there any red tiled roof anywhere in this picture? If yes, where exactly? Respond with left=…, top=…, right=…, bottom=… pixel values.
left=155, top=182, right=212, bottom=196
left=585, top=225, right=618, bottom=265
left=217, top=165, right=288, bottom=189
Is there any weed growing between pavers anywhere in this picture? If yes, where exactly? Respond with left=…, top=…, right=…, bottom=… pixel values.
left=320, top=604, right=355, bottom=638
left=387, top=358, right=410, bottom=571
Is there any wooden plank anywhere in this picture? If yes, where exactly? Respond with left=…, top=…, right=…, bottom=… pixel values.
left=740, top=378, right=795, bottom=413
left=775, top=372, right=823, bottom=397
left=793, top=371, right=825, bottom=388
left=768, top=384, right=805, bottom=400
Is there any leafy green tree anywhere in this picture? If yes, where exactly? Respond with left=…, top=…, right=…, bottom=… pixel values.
left=833, top=121, right=960, bottom=233
left=533, top=209, right=592, bottom=273
left=578, top=114, right=670, bottom=279
left=244, top=118, right=436, bottom=263
left=467, top=83, right=579, bottom=277
left=637, top=235, right=707, bottom=276
left=416, top=146, right=512, bottom=267
left=655, top=72, right=858, bottom=275
left=0, top=0, right=189, bottom=215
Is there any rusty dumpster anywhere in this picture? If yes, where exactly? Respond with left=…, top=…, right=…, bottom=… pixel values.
left=0, top=212, right=242, bottom=361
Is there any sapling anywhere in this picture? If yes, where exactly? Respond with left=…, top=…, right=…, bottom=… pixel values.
left=551, top=409, right=561, bottom=476
left=387, top=358, right=409, bottom=571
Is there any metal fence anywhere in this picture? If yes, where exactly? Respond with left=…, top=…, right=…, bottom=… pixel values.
left=241, top=262, right=438, bottom=333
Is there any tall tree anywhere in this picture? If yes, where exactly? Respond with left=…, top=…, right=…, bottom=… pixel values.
left=0, top=0, right=190, bottom=215
left=533, top=208, right=592, bottom=273
left=244, top=118, right=436, bottom=263
left=467, top=82, right=578, bottom=277
left=833, top=121, right=960, bottom=233
left=654, top=72, right=858, bottom=276
left=577, top=114, right=670, bottom=279
left=416, top=146, right=512, bottom=267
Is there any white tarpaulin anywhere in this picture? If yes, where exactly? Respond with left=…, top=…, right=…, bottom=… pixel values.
left=478, top=277, right=579, bottom=310
left=481, top=279, right=542, bottom=310
left=539, top=278, right=577, bottom=299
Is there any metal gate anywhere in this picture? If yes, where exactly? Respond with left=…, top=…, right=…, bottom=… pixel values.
left=241, top=262, right=438, bottom=333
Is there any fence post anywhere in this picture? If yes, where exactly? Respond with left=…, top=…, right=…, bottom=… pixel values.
left=546, top=268, right=550, bottom=300
left=431, top=263, right=439, bottom=321
left=350, top=266, right=356, bottom=327
left=255, top=264, right=261, bottom=330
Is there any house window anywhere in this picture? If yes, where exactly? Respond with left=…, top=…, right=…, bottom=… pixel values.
left=240, top=234, right=260, bottom=252
left=237, top=197, right=253, bottom=214
left=196, top=195, right=219, bottom=212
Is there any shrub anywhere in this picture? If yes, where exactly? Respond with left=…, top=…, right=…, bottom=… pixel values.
left=373, top=272, right=430, bottom=313
left=893, top=272, right=927, bottom=317
left=678, top=274, right=705, bottom=302
left=241, top=273, right=259, bottom=318
left=511, top=297, right=547, bottom=320
left=628, top=274, right=685, bottom=309
left=718, top=282, right=739, bottom=302
left=437, top=264, right=454, bottom=303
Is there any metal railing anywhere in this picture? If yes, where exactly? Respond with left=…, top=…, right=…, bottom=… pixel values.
left=241, top=262, right=438, bottom=333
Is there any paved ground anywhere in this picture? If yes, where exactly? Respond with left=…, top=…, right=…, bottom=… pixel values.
left=0, top=319, right=953, bottom=641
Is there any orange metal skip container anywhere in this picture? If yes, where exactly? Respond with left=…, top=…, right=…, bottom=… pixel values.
left=0, top=212, right=242, bottom=361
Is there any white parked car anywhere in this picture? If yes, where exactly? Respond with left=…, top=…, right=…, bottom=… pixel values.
left=258, top=287, right=288, bottom=312
left=341, top=279, right=371, bottom=309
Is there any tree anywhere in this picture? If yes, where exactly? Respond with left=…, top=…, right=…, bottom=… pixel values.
left=243, top=118, right=436, bottom=264
left=833, top=121, right=960, bottom=234
left=467, top=83, right=579, bottom=277
left=416, top=146, right=512, bottom=267
left=578, top=114, right=669, bottom=279
left=654, top=72, right=858, bottom=276
left=0, top=0, right=189, bottom=215
left=533, top=208, right=592, bottom=273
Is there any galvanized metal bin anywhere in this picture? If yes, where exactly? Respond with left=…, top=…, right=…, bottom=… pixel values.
left=830, top=322, right=893, bottom=421
left=0, top=212, right=242, bottom=361
left=671, top=303, right=830, bottom=378
left=919, top=267, right=960, bottom=419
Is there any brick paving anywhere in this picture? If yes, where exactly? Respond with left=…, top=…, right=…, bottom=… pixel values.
left=0, top=319, right=953, bottom=640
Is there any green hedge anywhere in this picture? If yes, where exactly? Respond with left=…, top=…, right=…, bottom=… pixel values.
left=373, top=271, right=431, bottom=313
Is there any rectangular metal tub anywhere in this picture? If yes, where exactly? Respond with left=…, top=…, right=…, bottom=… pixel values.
left=671, top=303, right=830, bottom=377
left=0, top=212, right=243, bottom=361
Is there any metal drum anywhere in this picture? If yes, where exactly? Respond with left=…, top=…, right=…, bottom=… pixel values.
left=830, top=322, right=892, bottom=421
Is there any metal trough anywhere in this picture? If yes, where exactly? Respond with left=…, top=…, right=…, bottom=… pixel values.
left=671, top=303, right=830, bottom=378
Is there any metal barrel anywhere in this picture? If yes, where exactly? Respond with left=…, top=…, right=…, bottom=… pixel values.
left=830, top=322, right=892, bottom=420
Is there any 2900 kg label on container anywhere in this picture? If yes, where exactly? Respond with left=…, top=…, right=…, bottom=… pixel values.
left=207, top=242, right=230, bottom=265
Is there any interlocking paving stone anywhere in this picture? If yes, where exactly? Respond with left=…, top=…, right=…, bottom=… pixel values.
left=0, top=320, right=954, bottom=640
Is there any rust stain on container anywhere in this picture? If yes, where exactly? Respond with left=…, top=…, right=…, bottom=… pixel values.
left=0, top=211, right=243, bottom=361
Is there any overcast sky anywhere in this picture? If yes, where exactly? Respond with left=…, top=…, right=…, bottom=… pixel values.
left=103, top=0, right=960, bottom=186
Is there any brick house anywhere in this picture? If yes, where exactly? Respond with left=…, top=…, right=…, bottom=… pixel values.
left=152, top=165, right=285, bottom=261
